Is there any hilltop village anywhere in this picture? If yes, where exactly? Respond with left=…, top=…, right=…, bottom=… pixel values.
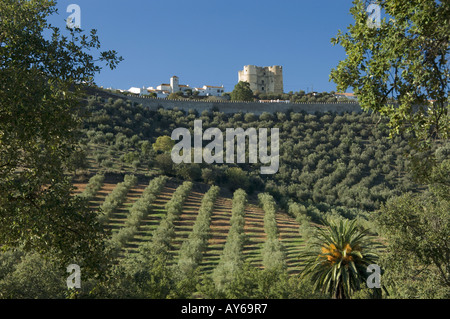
left=108, top=65, right=356, bottom=104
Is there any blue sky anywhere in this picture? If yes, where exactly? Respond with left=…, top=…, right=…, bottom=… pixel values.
left=50, top=0, right=357, bottom=93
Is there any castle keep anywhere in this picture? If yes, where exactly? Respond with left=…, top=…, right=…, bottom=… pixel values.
left=238, top=65, right=283, bottom=94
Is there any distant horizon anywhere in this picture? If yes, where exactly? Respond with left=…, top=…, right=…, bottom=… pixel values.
left=50, top=0, right=358, bottom=94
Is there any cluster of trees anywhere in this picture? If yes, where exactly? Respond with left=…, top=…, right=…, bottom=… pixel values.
left=1, top=0, right=447, bottom=300
left=0, top=250, right=67, bottom=299
left=197, top=191, right=320, bottom=299
left=95, top=181, right=320, bottom=300
left=229, top=81, right=354, bottom=103
left=108, top=176, right=168, bottom=257
left=98, top=175, right=138, bottom=225
left=0, top=0, right=122, bottom=271
left=375, top=173, right=450, bottom=298
left=255, top=90, right=353, bottom=103
left=2, top=170, right=446, bottom=299
left=104, top=180, right=195, bottom=299
left=82, top=97, right=159, bottom=173
left=327, top=0, right=449, bottom=299
left=0, top=182, right=342, bottom=299
left=79, top=97, right=416, bottom=220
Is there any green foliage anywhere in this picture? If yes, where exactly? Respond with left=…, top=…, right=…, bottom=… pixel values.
left=145, top=181, right=193, bottom=258
left=121, top=151, right=140, bottom=164
left=177, top=185, right=220, bottom=278
left=155, top=153, right=175, bottom=175
left=213, top=189, right=247, bottom=291
left=0, top=250, right=66, bottom=299
left=175, top=163, right=202, bottom=181
left=80, top=93, right=417, bottom=215
left=201, top=261, right=323, bottom=299
left=288, top=201, right=314, bottom=240
left=300, top=218, right=382, bottom=299
left=225, top=167, right=250, bottom=192
left=330, top=0, right=449, bottom=151
left=2, top=0, right=445, bottom=300
left=67, top=147, right=89, bottom=174
left=167, top=92, right=183, bottom=100
left=98, top=175, right=138, bottom=225
left=96, top=250, right=176, bottom=299
left=108, top=176, right=168, bottom=257
left=258, top=193, right=287, bottom=271
left=230, top=81, right=254, bottom=101
left=59, top=87, right=442, bottom=299
left=93, top=180, right=193, bottom=299
left=376, top=187, right=450, bottom=298
left=0, top=0, right=121, bottom=270
left=78, top=174, right=105, bottom=200
left=153, top=135, right=175, bottom=153
left=201, top=167, right=215, bottom=184
left=141, top=140, right=152, bottom=157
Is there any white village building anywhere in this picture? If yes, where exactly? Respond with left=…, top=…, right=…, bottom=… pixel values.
left=194, top=85, right=225, bottom=97
left=127, top=76, right=224, bottom=98
left=127, top=86, right=148, bottom=96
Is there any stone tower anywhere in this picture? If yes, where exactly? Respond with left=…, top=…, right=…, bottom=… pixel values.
left=170, top=75, right=179, bottom=93
left=238, top=65, right=283, bottom=94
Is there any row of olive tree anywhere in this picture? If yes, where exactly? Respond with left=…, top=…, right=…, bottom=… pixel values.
left=82, top=95, right=416, bottom=214
left=143, top=181, right=193, bottom=259
left=98, top=175, right=138, bottom=225
left=258, top=193, right=287, bottom=271
left=108, top=176, right=168, bottom=257
left=77, top=173, right=105, bottom=201
left=100, top=181, right=195, bottom=299
left=176, top=185, right=220, bottom=277
left=212, top=188, right=248, bottom=292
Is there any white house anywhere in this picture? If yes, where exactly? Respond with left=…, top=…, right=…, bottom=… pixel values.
left=156, top=83, right=171, bottom=92
left=204, top=85, right=224, bottom=97
left=127, top=87, right=141, bottom=95
left=194, top=85, right=224, bottom=97
left=148, top=87, right=170, bottom=98
left=127, top=86, right=149, bottom=96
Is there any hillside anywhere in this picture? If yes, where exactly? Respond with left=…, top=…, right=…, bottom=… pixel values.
left=73, top=174, right=306, bottom=276
left=57, top=92, right=420, bottom=298
left=76, top=93, right=417, bottom=221
left=0, top=91, right=421, bottom=299
left=2, top=0, right=448, bottom=301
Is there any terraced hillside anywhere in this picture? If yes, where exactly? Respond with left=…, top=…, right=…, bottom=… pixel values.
left=73, top=174, right=305, bottom=275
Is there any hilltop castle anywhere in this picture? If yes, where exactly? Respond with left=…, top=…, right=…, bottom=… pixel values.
left=238, top=65, right=283, bottom=94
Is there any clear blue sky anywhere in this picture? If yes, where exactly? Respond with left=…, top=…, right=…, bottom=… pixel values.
left=50, top=0, right=357, bottom=93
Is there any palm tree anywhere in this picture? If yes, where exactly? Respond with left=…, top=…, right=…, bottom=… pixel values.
left=300, top=218, right=382, bottom=299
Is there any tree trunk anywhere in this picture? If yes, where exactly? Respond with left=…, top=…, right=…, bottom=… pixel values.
left=334, top=282, right=346, bottom=299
